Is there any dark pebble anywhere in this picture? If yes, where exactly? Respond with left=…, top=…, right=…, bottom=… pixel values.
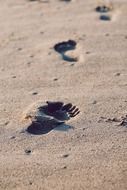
left=62, top=154, right=69, bottom=158
left=30, top=55, right=34, bottom=58
left=53, top=78, right=58, bottom=81
left=40, top=31, right=44, bottom=34
left=25, top=149, right=32, bottom=154
left=86, top=51, right=91, bottom=54
left=17, top=48, right=22, bottom=51
left=27, top=62, right=31, bottom=65
left=4, top=121, right=9, bottom=125
left=115, top=73, right=121, bottom=76
left=10, top=136, right=16, bottom=139
left=12, top=76, right=16, bottom=79
left=92, top=100, right=97, bottom=104
left=32, top=92, right=38, bottom=95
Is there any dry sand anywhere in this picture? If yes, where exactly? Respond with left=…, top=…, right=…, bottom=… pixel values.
left=0, top=0, right=127, bottom=189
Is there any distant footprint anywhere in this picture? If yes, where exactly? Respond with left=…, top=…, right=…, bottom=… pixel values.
left=100, top=14, right=111, bottom=21
left=95, top=5, right=112, bottom=13
left=95, top=4, right=113, bottom=21
left=54, top=40, right=79, bottom=62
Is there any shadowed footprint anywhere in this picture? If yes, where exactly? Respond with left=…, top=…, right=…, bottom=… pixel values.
left=54, top=40, right=78, bottom=62
left=95, top=4, right=113, bottom=21
left=95, top=5, right=112, bottom=13
left=23, top=101, right=80, bottom=135
left=100, top=15, right=111, bottom=21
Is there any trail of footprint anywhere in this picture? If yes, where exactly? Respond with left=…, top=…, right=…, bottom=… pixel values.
left=54, top=40, right=83, bottom=63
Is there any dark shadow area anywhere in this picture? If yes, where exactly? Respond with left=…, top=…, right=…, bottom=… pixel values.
left=25, top=101, right=80, bottom=135
left=26, top=121, right=54, bottom=135
left=26, top=121, right=73, bottom=135
left=62, top=53, right=78, bottom=62
left=54, top=40, right=77, bottom=62
left=95, top=6, right=111, bottom=13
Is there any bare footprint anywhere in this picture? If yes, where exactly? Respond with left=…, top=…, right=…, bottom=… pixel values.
left=95, top=1, right=122, bottom=22
left=100, top=14, right=111, bottom=21
left=95, top=5, right=113, bottom=13
left=54, top=40, right=80, bottom=62
left=22, top=101, right=80, bottom=135
left=54, top=40, right=77, bottom=62
left=95, top=2, right=113, bottom=21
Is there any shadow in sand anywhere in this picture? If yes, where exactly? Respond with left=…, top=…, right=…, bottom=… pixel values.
left=26, top=121, right=73, bottom=135
left=54, top=123, right=74, bottom=131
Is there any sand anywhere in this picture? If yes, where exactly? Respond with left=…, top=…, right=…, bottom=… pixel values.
left=0, top=0, right=127, bottom=189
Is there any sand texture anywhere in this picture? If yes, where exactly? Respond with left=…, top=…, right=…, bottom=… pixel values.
left=0, top=0, right=127, bottom=189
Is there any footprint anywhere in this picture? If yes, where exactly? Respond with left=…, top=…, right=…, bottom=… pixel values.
left=54, top=40, right=79, bottom=62
left=100, top=14, right=111, bottom=21
left=95, top=5, right=112, bottom=13
left=22, top=101, right=80, bottom=135
left=95, top=3, right=113, bottom=21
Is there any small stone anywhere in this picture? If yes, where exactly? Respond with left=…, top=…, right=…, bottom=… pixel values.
left=86, top=51, right=90, bottom=54
left=97, top=119, right=102, bottom=123
left=25, top=149, right=32, bottom=155
left=17, top=48, right=22, bottom=51
left=10, top=136, right=16, bottom=139
left=92, top=100, right=97, bottom=104
left=62, top=154, right=69, bottom=158
left=30, top=55, right=34, bottom=58
left=62, top=166, right=67, bottom=169
left=115, top=73, right=121, bottom=76
left=4, top=121, right=9, bottom=125
left=27, top=62, right=31, bottom=65
left=40, top=31, right=44, bottom=34
left=53, top=78, right=58, bottom=81
left=32, top=92, right=38, bottom=95
left=12, top=76, right=16, bottom=78
left=105, top=117, right=120, bottom=122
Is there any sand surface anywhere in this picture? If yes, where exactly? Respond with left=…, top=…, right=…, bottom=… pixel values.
left=0, top=0, right=127, bottom=189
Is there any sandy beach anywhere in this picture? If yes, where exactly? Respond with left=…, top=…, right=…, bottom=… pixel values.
left=0, top=0, right=127, bottom=189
